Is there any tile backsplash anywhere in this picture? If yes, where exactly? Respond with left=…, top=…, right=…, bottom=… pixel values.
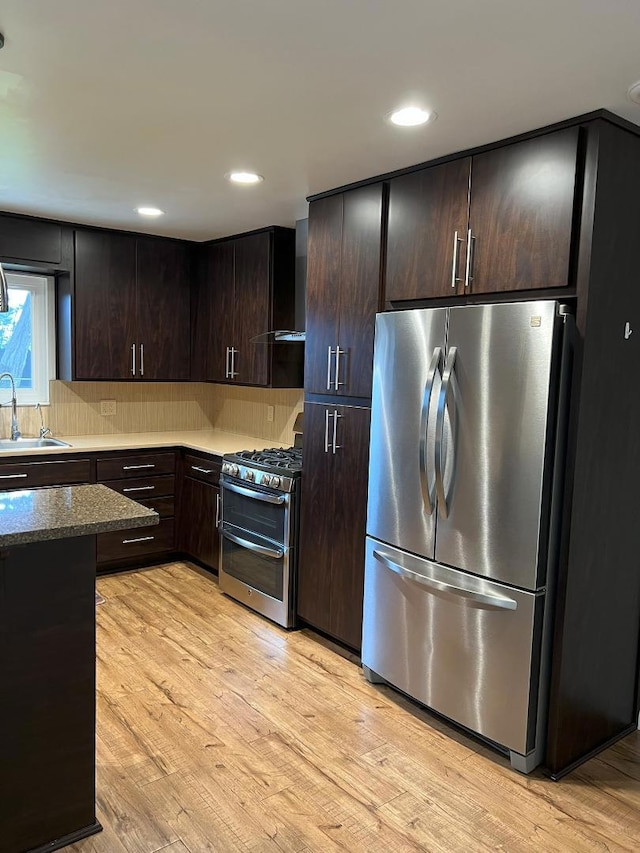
left=5, top=381, right=303, bottom=445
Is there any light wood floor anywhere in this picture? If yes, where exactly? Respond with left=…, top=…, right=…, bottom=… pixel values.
left=71, top=562, right=640, bottom=853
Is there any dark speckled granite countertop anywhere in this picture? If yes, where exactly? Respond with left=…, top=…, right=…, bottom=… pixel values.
left=0, top=484, right=158, bottom=547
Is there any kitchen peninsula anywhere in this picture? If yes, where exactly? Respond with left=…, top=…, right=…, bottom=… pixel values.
left=0, top=485, right=157, bottom=853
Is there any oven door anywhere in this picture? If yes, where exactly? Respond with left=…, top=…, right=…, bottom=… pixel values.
left=220, top=475, right=290, bottom=545
left=219, top=522, right=294, bottom=627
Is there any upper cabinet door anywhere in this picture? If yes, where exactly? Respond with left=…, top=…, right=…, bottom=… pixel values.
left=74, top=230, right=137, bottom=379
left=386, top=159, right=471, bottom=302
left=135, top=238, right=192, bottom=380
left=305, top=195, right=343, bottom=395
left=336, top=184, right=384, bottom=399
left=468, top=128, right=580, bottom=294
left=200, top=240, right=236, bottom=383
left=233, top=232, right=271, bottom=386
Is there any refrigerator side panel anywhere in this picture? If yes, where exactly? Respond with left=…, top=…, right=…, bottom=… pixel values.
left=366, top=308, right=447, bottom=560
left=435, top=300, right=559, bottom=591
left=362, top=537, right=543, bottom=756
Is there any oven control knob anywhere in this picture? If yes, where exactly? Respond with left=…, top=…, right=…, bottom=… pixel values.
left=245, top=470, right=255, bottom=482
left=222, top=462, right=230, bottom=474
left=261, top=474, right=271, bottom=486
left=271, top=476, right=281, bottom=488
left=229, top=464, right=239, bottom=477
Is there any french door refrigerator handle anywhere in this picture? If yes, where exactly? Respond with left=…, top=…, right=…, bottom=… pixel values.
left=221, top=528, right=284, bottom=560
left=419, top=347, right=442, bottom=515
left=435, top=346, right=457, bottom=519
left=373, top=549, right=517, bottom=611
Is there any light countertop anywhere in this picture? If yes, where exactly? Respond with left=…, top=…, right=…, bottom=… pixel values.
left=0, top=484, right=158, bottom=547
left=0, top=429, right=279, bottom=459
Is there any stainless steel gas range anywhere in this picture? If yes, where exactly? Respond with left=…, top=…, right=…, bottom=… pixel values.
left=218, top=447, right=302, bottom=628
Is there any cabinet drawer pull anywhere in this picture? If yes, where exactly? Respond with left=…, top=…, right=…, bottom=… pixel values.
left=0, top=473, right=28, bottom=479
left=122, top=464, right=155, bottom=470
left=191, top=465, right=213, bottom=474
left=123, top=485, right=155, bottom=492
left=122, top=536, right=155, bottom=545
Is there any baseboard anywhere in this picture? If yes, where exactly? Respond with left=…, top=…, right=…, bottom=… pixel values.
left=28, top=820, right=102, bottom=853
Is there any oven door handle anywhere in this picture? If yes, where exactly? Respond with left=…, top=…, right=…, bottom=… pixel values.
left=221, top=528, right=284, bottom=560
left=223, top=480, right=287, bottom=505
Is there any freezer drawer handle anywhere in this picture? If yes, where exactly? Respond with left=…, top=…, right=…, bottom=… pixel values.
left=373, top=549, right=518, bottom=611
left=435, top=346, right=457, bottom=519
left=221, top=528, right=284, bottom=560
left=223, top=479, right=286, bottom=505
left=419, top=347, right=441, bottom=516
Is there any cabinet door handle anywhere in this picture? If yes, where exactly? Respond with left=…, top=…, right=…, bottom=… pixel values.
left=326, top=346, right=334, bottom=390
left=451, top=230, right=464, bottom=289
left=122, top=464, right=155, bottom=470
left=0, top=473, right=27, bottom=479
left=324, top=409, right=331, bottom=453
left=131, top=343, right=136, bottom=377
left=464, top=228, right=475, bottom=289
left=335, top=346, right=345, bottom=389
left=332, top=410, right=341, bottom=454
left=122, top=536, right=155, bottom=545
left=229, top=347, right=238, bottom=379
left=140, top=343, right=144, bottom=377
left=123, top=485, right=155, bottom=493
left=191, top=465, right=213, bottom=474
left=215, top=492, right=221, bottom=528
left=225, top=346, right=230, bottom=379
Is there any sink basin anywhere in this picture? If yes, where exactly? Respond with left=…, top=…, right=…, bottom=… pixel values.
left=0, top=437, right=71, bottom=451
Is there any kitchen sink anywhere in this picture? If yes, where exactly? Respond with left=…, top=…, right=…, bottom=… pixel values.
left=0, top=437, right=71, bottom=451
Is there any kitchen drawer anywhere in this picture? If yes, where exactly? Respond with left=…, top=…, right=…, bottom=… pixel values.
left=183, top=453, right=221, bottom=485
left=97, top=518, right=175, bottom=563
left=0, top=458, right=91, bottom=490
left=105, top=474, right=175, bottom=499
left=137, top=495, right=175, bottom=519
left=96, top=451, right=175, bottom=481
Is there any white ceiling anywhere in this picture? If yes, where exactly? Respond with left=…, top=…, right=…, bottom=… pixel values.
left=1, top=0, right=640, bottom=241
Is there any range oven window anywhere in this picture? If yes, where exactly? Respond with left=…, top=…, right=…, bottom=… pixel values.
left=220, top=525, right=286, bottom=601
left=221, top=477, right=289, bottom=545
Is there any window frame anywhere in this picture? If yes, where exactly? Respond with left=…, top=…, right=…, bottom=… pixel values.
left=0, top=272, right=56, bottom=406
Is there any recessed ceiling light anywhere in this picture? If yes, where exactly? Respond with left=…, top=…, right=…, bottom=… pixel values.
left=388, top=106, right=436, bottom=127
left=627, top=81, right=640, bottom=105
left=136, top=206, right=164, bottom=217
left=227, top=171, right=264, bottom=185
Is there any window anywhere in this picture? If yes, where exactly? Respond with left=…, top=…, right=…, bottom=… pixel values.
left=0, top=273, right=55, bottom=405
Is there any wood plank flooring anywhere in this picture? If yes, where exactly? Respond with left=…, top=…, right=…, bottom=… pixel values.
left=71, top=562, right=640, bottom=853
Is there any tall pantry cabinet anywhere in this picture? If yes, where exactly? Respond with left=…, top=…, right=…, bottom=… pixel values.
left=297, top=184, right=384, bottom=650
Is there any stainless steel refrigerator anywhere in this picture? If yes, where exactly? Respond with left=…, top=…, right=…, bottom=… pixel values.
left=362, top=300, right=570, bottom=773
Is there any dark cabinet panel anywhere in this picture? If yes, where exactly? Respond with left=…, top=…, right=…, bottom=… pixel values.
left=0, top=214, right=62, bottom=264
left=192, top=227, right=300, bottom=387
left=96, top=518, right=175, bottom=563
left=74, top=230, right=137, bottom=379
left=234, top=232, right=270, bottom=386
left=386, top=158, right=471, bottom=302
left=469, top=128, right=579, bottom=293
left=305, top=185, right=384, bottom=398
left=305, top=195, right=343, bottom=395
left=135, top=238, right=191, bottom=380
left=0, top=459, right=90, bottom=489
left=298, top=402, right=371, bottom=650
left=179, top=476, right=220, bottom=570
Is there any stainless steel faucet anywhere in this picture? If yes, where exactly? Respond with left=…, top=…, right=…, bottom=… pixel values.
left=0, top=372, right=21, bottom=440
left=35, top=402, right=52, bottom=438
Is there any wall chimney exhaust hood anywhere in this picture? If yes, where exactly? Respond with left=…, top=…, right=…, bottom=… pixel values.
left=251, top=217, right=307, bottom=344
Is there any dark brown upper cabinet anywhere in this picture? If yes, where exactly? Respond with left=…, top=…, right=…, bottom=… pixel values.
left=386, top=127, right=580, bottom=301
left=0, top=212, right=65, bottom=266
left=191, top=226, right=302, bottom=388
left=72, top=229, right=191, bottom=381
left=305, top=184, right=384, bottom=399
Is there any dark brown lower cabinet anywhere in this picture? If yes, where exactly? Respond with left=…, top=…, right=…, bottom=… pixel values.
left=177, top=451, right=222, bottom=571
left=297, top=402, right=371, bottom=651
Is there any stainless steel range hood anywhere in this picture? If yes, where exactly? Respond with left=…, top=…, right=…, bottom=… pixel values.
left=251, top=217, right=307, bottom=344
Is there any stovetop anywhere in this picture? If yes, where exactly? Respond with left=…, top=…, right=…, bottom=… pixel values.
left=221, top=446, right=302, bottom=492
